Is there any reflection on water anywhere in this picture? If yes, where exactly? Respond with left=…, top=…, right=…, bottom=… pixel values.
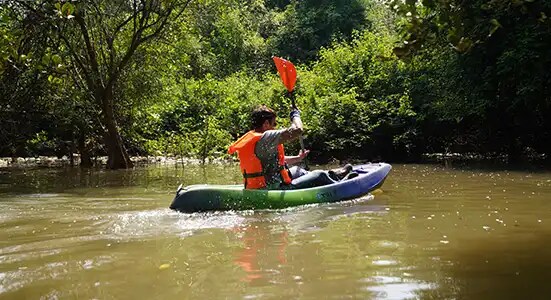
left=233, top=223, right=288, bottom=283
left=363, top=276, right=435, bottom=299
left=1, top=163, right=551, bottom=298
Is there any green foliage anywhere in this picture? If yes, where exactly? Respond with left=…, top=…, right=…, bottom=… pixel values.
left=296, top=31, right=416, bottom=160
left=179, top=0, right=273, bottom=78
left=0, top=7, right=16, bottom=76
left=25, top=131, right=57, bottom=157
left=269, top=0, right=369, bottom=63
left=0, top=4, right=62, bottom=157
left=389, top=0, right=551, bottom=157
left=3, top=0, right=551, bottom=165
left=136, top=75, right=253, bottom=160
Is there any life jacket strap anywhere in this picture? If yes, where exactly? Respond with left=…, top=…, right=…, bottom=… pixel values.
left=243, top=171, right=264, bottom=178
left=243, top=164, right=289, bottom=188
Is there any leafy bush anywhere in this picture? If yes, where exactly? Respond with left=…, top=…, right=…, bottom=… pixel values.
left=295, top=31, right=416, bottom=161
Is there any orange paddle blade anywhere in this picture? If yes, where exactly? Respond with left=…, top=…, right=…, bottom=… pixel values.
left=272, top=56, right=297, bottom=92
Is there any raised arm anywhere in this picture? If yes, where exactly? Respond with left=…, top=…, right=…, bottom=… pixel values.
left=279, top=108, right=303, bottom=143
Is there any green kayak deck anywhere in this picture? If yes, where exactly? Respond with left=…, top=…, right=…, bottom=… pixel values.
left=169, top=163, right=391, bottom=212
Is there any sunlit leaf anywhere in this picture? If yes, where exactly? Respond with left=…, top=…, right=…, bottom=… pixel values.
left=452, top=37, right=472, bottom=53
left=539, top=12, right=547, bottom=22
left=41, top=54, right=50, bottom=65
left=52, top=54, right=61, bottom=65
left=488, top=19, right=501, bottom=37
left=61, top=3, right=74, bottom=16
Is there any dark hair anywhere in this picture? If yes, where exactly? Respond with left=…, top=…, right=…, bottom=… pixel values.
left=251, top=105, right=276, bottom=129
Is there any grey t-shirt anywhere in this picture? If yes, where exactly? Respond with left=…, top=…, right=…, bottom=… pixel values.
left=255, top=129, right=286, bottom=188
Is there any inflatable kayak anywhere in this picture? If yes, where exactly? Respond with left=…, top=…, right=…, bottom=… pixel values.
left=169, top=163, right=391, bottom=213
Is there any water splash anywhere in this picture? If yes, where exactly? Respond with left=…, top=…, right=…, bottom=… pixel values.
left=104, top=209, right=248, bottom=239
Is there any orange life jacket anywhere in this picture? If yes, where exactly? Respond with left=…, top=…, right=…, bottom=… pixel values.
left=228, top=130, right=292, bottom=189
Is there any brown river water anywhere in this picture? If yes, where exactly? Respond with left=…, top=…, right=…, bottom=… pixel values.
left=1, top=163, right=551, bottom=299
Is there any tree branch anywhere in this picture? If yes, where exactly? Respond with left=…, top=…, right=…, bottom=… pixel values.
left=57, top=32, right=95, bottom=95
left=74, top=8, right=103, bottom=87
left=90, top=0, right=110, bottom=75
left=113, top=5, right=142, bottom=41
left=140, top=0, right=192, bottom=43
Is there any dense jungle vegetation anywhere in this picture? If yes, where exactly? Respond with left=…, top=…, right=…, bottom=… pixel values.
left=1, top=0, right=550, bottom=168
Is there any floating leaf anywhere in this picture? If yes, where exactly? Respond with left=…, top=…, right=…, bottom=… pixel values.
left=371, top=189, right=383, bottom=195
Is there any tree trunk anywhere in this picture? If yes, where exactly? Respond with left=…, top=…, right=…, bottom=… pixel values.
left=101, top=85, right=133, bottom=169
left=78, top=135, right=93, bottom=168
left=69, top=141, right=75, bottom=167
left=201, top=116, right=209, bottom=165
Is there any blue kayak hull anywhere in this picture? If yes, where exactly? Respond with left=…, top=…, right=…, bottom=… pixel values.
left=170, top=163, right=392, bottom=212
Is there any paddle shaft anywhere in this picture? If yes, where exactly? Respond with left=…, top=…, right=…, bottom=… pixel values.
left=272, top=57, right=308, bottom=170
left=289, top=92, right=308, bottom=170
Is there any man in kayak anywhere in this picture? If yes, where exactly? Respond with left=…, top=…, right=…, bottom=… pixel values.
left=228, top=105, right=353, bottom=190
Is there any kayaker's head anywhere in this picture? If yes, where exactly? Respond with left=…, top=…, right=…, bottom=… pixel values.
left=252, top=105, right=277, bottom=133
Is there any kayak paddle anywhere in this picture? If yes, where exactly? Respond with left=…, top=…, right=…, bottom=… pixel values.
left=272, top=56, right=308, bottom=170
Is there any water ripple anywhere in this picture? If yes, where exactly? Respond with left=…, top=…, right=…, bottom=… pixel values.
left=104, top=209, right=247, bottom=239
left=362, top=276, right=436, bottom=299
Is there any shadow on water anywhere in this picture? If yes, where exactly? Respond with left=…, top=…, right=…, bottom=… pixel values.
left=0, top=164, right=242, bottom=196
left=433, top=158, right=551, bottom=173
left=416, top=232, right=551, bottom=299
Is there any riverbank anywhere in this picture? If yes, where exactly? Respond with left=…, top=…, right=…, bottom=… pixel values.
left=0, top=155, right=235, bottom=169
left=1, top=152, right=549, bottom=169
